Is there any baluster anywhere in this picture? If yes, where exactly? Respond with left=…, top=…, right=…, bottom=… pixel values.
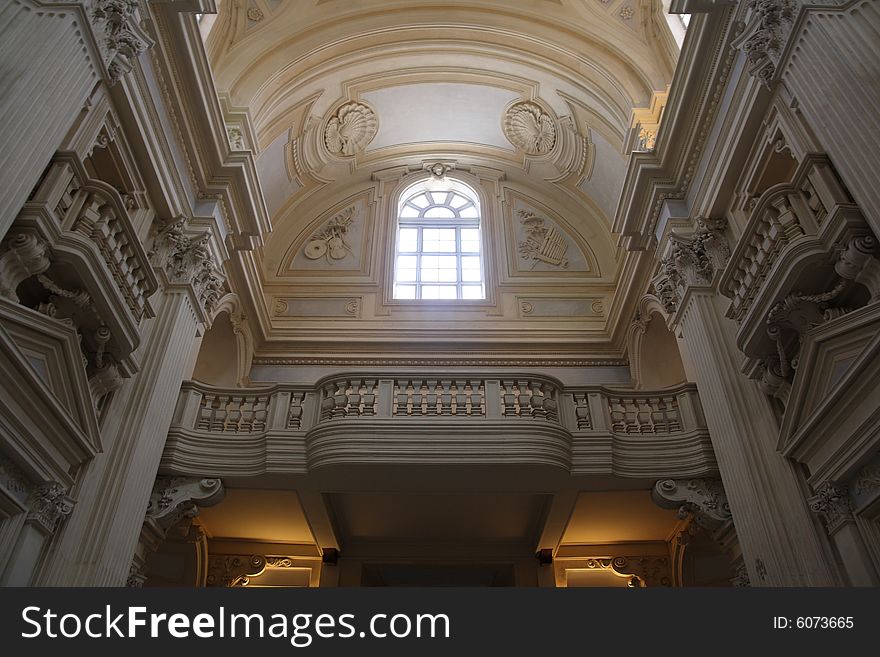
left=609, top=398, right=625, bottom=432
left=288, top=393, right=304, bottom=429
left=198, top=394, right=214, bottom=430
left=501, top=380, right=517, bottom=417
left=541, top=382, right=558, bottom=422
left=362, top=379, right=376, bottom=416
left=212, top=396, right=229, bottom=432
left=395, top=380, right=409, bottom=416
left=320, top=383, right=336, bottom=420
left=411, top=380, right=424, bottom=415
left=253, top=396, right=268, bottom=432
left=574, top=393, right=591, bottom=429
left=439, top=380, right=453, bottom=415
left=473, top=380, right=485, bottom=416
left=528, top=380, right=546, bottom=419
left=425, top=379, right=438, bottom=416
left=454, top=380, right=467, bottom=415
left=348, top=379, right=362, bottom=416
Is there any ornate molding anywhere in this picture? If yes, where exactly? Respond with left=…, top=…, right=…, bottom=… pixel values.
left=146, top=476, right=225, bottom=531
left=148, top=219, right=224, bottom=317
left=734, top=0, right=798, bottom=88
left=653, top=478, right=732, bottom=530
left=303, top=207, right=356, bottom=263
left=853, top=464, right=880, bottom=497
left=517, top=210, right=569, bottom=269
left=206, top=555, right=267, bottom=587
left=0, top=232, right=52, bottom=303
left=126, top=562, right=147, bottom=588
left=652, top=218, right=730, bottom=314
left=503, top=102, right=557, bottom=155
left=91, top=0, right=155, bottom=84
left=324, top=102, right=378, bottom=156
left=808, top=481, right=854, bottom=534
left=570, top=555, right=671, bottom=587
left=26, top=482, right=76, bottom=535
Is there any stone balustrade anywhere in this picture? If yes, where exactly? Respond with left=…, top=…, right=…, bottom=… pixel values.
left=721, top=154, right=855, bottom=324
left=162, top=378, right=714, bottom=478
left=26, top=155, right=157, bottom=325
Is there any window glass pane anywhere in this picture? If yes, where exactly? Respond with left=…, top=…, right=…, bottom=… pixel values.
left=398, top=229, right=418, bottom=252
left=396, top=269, right=416, bottom=282
left=461, top=285, right=484, bottom=299
left=424, top=206, right=456, bottom=219
left=460, top=228, right=480, bottom=252
left=438, top=268, right=457, bottom=282
left=400, top=205, right=419, bottom=218
left=410, top=193, right=430, bottom=208
left=423, top=229, right=455, bottom=252
left=450, top=194, right=469, bottom=209
left=460, top=206, right=478, bottom=218
left=421, top=285, right=440, bottom=299
left=461, top=256, right=481, bottom=281
left=439, top=255, right=457, bottom=269
left=430, top=192, right=448, bottom=205
left=437, top=286, right=457, bottom=299
left=397, top=255, right=417, bottom=269
left=394, top=284, right=416, bottom=299
left=421, top=255, right=438, bottom=269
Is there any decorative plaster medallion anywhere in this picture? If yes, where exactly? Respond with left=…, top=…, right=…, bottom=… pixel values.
left=503, top=102, right=556, bottom=155
left=247, top=7, right=264, bottom=22
left=303, top=207, right=356, bottom=263
left=517, top=210, right=568, bottom=269
left=324, top=102, right=378, bottom=156
left=273, top=299, right=289, bottom=316
left=619, top=6, right=634, bottom=20
left=520, top=301, right=534, bottom=315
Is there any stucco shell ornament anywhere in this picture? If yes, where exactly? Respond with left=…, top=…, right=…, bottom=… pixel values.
left=324, top=102, right=378, bottom=156
left=503, top=102, right=557, bottom=155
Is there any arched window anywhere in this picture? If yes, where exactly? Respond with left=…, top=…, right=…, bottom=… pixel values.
left=393, top=182, right=484, bottom=300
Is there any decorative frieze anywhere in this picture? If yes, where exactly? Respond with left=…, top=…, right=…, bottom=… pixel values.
left=808, top=481, right=853, bottom=534
left=503, top=103, right=557, bottom=155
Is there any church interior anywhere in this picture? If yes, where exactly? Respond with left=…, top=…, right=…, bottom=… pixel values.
left=1, top=0, right=879, bottom=587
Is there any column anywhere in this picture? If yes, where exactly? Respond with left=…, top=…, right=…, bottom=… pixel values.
left=654, top=219, right=841, bottom=585
left=39, top=219, right=223, bottom=585
left=676, top=290, right=840, bottom=585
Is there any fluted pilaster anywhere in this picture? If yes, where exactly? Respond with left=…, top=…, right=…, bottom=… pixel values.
left=676, top=290, right=840, bottom=585
left=39, top=286, right=201, bottom=585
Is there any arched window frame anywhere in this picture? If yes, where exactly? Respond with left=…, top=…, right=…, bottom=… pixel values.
left=391, top=179, right=486, bottom=301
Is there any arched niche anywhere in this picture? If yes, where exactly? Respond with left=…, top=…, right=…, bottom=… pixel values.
left=628, top=296, right=687, bottom=390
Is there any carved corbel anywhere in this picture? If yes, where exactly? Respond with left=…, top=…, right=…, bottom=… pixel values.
left=0, top=233, right=52, bottom=302
left=206, top=555, right=267, bottom=587
left=835, top=234, right=880, bottom=301
left=808, top=481, right=854, bottom=536
left=653, top=478, right=732, bottom=531
left=26, top=482, right=76, bottom=535
left=146, top=476, right=225, bottom=532
left=610, top=556, right=672, bottom=588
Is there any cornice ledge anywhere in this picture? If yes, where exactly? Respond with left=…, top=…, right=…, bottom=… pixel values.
left=147, top=1, right=271, bottom=251
left=613, top=3, right=738, bottom=251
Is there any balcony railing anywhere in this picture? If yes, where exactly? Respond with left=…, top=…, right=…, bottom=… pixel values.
left=163, top=377, right=714, bottom=478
